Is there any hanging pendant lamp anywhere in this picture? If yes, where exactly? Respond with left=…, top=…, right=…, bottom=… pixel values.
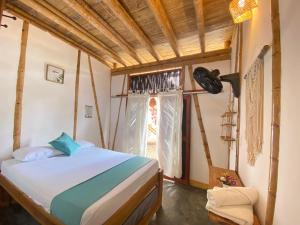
left=229, top=0, right=258, bottom=24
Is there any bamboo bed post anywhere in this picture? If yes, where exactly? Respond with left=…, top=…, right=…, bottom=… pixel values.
left=112, top=74, right=127, bottom=150
left=13, top=21, right=29, bottom=151
left=265, top=0, right=282, bottom=224
left=188, top=65, right=213, bottom=166
left=88, top=55, right=106, bottom=148
left=235, top=23, right=243, bottom=172
left=73, top=50, right=81, bottom=140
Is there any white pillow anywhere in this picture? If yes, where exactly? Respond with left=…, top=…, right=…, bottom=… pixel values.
left=13, top=146, right=63, bottom=162
left=76, top=140, right=95, bottom=149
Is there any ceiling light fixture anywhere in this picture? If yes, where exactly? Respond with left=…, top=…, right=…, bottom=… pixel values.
left=229, top=0, right=258, bottom=24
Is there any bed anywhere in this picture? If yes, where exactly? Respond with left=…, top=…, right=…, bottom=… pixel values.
left=0, top=147, right=163, bottom=225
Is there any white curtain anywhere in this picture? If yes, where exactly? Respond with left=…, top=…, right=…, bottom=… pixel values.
left=126, top=93, right=150, bottom=156
left=156, top=91, right=183, bottom=178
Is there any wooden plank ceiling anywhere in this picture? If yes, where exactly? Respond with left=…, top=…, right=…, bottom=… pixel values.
left=5, top=0, right=233, bottom=71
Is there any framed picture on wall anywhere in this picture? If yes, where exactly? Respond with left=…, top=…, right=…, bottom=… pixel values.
left=45, top=64, right=64, bottom=84
left=85, top=105, right=93, bottom=118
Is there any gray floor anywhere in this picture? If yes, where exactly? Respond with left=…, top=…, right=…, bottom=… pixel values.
left=0, top=181, right=217, bottom=225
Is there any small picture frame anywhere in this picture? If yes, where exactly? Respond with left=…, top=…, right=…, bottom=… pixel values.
left=45, top=64, right=64, bottom=84
left=85, top=105, right=93, bottom=118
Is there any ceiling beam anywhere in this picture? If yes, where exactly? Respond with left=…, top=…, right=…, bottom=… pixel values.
left=17, top=0, right=126, bottom=66
left=62, top=0, right=141, bottom=64
left=193, top=0, right=206, bottom=53
left=111, top=49, right=231, bottom=76
left=6, top=4, right=112, bottom=68
left=146, top=0, right=180, bottom=57
left=102, top=0, right=160, bottom=61
left=36, top=0, right=122, bottom=66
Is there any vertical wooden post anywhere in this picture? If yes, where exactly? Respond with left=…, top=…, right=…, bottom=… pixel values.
left=235, top=23, right=243, bottom=172
left=13, top=21, right=29, bottom=151
left=265, top=0, right=282, bottom=224
left=88, top=55, right=106, bottom=148
left=226, top=25, right=240, bottom=169
left=125, top=74, right=130, bottom=112
left=0, top=0, right=6, bottom=28
left=73, top=50, right=81, bottom=140
left=112, top=74, right=127, bottom=150
left=188, top=65, right=212, bottom=166
left=108, top=73, right=112, bottom=148
left=181, top=65, right=186, bottom=89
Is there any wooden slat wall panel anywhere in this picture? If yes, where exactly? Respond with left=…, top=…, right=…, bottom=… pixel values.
left=5, top=0, right=234, bottom=67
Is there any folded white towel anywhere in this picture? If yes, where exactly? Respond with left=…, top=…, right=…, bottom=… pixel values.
left=207, top=187, right=258, bottom=207
left=206, top=201, right=254, bottom=225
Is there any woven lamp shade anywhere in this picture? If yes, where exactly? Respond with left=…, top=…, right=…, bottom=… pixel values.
left=229, top=0, right=258, bottom=23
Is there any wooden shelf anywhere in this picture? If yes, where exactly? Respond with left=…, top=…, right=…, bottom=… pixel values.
left=221, top=123, right=236, bottom=127
left=221, top=111, right=237, bottom=117
left=220, top=136, right=236, bottom=142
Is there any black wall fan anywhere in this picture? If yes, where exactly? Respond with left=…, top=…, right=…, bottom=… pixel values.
left=193, top=67, right=240, bottom=97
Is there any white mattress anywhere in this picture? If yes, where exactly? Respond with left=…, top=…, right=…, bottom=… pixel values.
left=1, top=147, right=158, bottom=225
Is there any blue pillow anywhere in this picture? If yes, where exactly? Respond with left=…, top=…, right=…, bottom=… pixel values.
left=49, top=132, right=80, bottom=156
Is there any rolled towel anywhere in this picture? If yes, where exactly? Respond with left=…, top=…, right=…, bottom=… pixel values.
left=207, top=187, right=258, bottom=207
left=206, top=201, right=254, bottom=225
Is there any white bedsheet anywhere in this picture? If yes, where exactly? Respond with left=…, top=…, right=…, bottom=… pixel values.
left=1, top=148, right=159, bottom=225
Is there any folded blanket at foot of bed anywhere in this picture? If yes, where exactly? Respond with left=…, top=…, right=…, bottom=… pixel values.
left=206, top=187, right=258, bottom=225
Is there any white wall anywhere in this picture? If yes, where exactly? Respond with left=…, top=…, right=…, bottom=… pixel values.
left=230, top=0, right=300, bottom=224
left=110, top=60, right=231, bottom=184
left=0, top=13, right=110, bottom=160
left=274, top=0, right=300, bottom=224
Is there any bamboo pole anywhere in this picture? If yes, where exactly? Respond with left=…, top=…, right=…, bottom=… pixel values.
left=108, top=73, right=112, bottom=148
left=13, top=21, right=29, bottom=151
left=112, top=74, right=127, bottom=150
left=0, top=0, right=6, bottom=28
left=73, top=50, right=81, bottom=140
left=181, top=66, right=186, bottom=89
left=88, top=55, right=106, bottom=148
left=228, top=25, right=240, bottom=169
left=235, top=23, right=243, bottom=172
left=265, top=0, right=282, bottom=224
left=188, top=65, right=212, bottom=166
left=125, top=74, right=130, bottom=112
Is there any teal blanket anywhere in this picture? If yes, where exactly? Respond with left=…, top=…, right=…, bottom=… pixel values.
left=50, top=156, right=151, bottom=225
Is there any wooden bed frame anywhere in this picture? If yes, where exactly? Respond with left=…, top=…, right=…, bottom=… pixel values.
left=0, top=169, right=163, bottom=225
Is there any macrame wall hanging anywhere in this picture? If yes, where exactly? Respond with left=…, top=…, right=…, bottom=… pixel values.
left=245, top=58, right=264, bottom=165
